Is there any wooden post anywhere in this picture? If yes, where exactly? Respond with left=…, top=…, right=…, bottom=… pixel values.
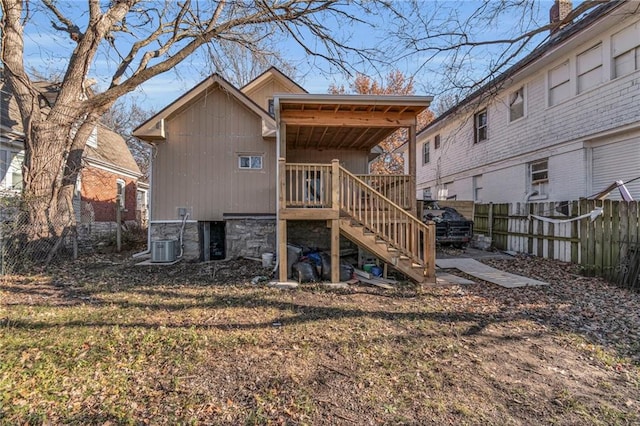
left=408, top=124, right=417, bottom=217
left=488, top=202, right=494, bottom=245
left=278, top=220, right=288, bottom=282
left=426, top=222, right=436, bottom=282
left=116, top=197, right=122, bottom=252
left=278, top=158, right=288, bottom=282
left=331, top=159, right=340, bottom=283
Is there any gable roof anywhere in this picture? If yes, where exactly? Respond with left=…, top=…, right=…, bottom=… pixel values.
left=0, top=77, right=60, bottom=140
left=132, top=73, right=277, bottom=142
left=419, top=0, right=626, bottom=135
left=241, top=66, right=308, bottom=96
left=84, top=128, right=142, bottom=178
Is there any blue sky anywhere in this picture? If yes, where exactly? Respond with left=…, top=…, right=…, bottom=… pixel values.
left=18, top=1, right=563, bottom=111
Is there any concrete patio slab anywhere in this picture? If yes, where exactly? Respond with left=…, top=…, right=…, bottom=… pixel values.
left=435, top=258, right=548, bottom=288
left=436, top=272, right=476, bottom=285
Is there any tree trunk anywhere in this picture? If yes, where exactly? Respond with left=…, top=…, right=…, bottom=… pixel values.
left=20, top=120, right=77, bottom=260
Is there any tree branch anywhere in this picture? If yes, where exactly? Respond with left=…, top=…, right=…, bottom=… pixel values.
left=42, top=0, right=83, bottom=41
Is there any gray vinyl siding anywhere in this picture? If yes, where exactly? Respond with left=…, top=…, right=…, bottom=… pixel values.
left=153, top=85, right=276, bottom=220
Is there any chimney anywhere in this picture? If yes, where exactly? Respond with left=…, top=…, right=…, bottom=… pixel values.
left=550, top=0, right=573, bottom=34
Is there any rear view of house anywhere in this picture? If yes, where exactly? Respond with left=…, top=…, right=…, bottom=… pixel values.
left=134, top=68, right=435, bottom=282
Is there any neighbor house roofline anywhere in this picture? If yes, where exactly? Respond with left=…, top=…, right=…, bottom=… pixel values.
left=83, top=157, right=142, bottom=180
left=418, top=0, right=625, bottom=136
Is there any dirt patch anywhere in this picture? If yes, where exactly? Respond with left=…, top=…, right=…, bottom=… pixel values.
left=1, top=252, right=638, bottom=424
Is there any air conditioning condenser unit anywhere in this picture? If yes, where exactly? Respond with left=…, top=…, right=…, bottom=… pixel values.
left=151, top=240, right=177, bottom=262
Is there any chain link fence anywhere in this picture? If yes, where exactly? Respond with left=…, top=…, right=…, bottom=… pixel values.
left=0, top=195, right=78, bottom=274
left=0, top=194, right=148, bottom=275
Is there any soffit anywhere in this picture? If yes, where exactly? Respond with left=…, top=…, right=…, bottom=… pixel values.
left=278, top=94, right=432, bottom=151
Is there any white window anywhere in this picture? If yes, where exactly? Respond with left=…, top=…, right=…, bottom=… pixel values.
left=0, top=149, right=23, bottom=190
left=473, top=174, right=483, bottom=202
left=439, top=181, right=453, bottom=200
left=86, top=126, right=98, bottom=148
left=434, top=134, right=441, bottom=149
left=238, top=155, right=263, bottom=170
left=474, top=109, right=487, bottom=143
left=549, top=61, right=570, bottom=106
left=422, top=188, right=432, bottom=201
left=529, top=159, right=549, bottom=196
left=509, top=87, right=525, bottom=122
left=577, top=43, right=603, bottom=93
left=422, top=141, right=430, bottom=165
left=612, top=22, right=640, bottom=78
left=116, top=179, right=126, bottom=208
left=137, top=189, right=148, bottom=209
left=267, top=99, right=275, bottom=117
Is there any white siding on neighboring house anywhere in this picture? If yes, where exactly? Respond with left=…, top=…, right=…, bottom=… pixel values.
left=591, top=136, right=640, bottom=200
left=416, top=5, right=640, bottom=204
left=0, top=148, right=24, bottom=191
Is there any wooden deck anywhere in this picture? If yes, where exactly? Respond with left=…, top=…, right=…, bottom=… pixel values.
left=278, top=160, right=436, bottom=283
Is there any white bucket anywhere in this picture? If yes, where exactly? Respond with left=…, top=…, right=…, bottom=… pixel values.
left=261, top=253, right=274, bottom=268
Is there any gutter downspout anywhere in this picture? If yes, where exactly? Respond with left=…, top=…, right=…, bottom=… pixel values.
left=177, top=212, right=190, bottom=259
left=133, top=142, right=155, bottom=258
left=520, top=190, right=539, bottom=216
left=274, top=96, right=281, bottom=275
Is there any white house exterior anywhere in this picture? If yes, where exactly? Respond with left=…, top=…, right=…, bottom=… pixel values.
left=416, top=1, right=640, bottom=204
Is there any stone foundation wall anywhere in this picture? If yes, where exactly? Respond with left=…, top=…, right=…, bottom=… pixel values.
left=287, top=220, right=355, bottom=252
left=77, top=220, right=139, bottom=242
left=150, top=222, right=200, bottom=260
left=149, top=219, right=357, bottom=262
left=226, top=218, right=276, bottom=259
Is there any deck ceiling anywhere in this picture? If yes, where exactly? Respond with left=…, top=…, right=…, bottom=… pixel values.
left=278, top=95, right=431, bottom=151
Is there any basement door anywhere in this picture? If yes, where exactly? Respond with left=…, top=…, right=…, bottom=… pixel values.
left=199, top=221, right=226, bottom=261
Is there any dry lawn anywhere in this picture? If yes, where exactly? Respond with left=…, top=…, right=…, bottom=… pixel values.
left=1, top=253, right=639, bottom=425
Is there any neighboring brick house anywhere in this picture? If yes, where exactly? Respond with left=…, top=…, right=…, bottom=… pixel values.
left=0, top=75, right=144, bottom=239
left=416, top=1, right=640, bottom=203
left=78, top=127, right=143, bottom=238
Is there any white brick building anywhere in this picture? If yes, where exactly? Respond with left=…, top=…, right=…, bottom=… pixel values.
left=416, top=1, right=640, bottom=204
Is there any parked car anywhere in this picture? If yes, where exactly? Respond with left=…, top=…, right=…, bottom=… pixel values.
left=422, top=201, right=474, bottom=248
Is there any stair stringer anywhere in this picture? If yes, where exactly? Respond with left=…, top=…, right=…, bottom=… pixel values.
left=339, top=218, right=426, bottom=283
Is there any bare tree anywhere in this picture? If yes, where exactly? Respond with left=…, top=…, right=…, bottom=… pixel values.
left=330, top=71, right=434, bottom=174
left=204, top=38, right=298, bottom=87
left=100, top=97, right=155, bottom=180
left=395, top=1, right=608, bottom=100
left=0, top=0, right=402, bottom=257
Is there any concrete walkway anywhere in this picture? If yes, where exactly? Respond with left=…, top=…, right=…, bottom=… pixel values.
left=436, top=258, right=548, bottom=288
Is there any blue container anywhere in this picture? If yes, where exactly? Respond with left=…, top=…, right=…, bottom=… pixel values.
left=371, top=266, right=383, bottom=277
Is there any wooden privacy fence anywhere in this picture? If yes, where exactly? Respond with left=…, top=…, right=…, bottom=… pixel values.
left=474, top=200, right=640, bottom=283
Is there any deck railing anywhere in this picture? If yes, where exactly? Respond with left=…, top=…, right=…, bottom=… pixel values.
left=281, top=160, right=434, bottom=273
left=283, top=163, right=333, bottom=208
left=340, top=167, right=434, bottom=267
left=283, top=164, right=413, bottom=210
left=355, top=174, right=412, bottom=209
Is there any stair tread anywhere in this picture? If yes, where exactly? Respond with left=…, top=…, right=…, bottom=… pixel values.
left=339, top=214, right=433, bottom=284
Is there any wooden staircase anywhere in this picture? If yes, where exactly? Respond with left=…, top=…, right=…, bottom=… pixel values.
left=338, top=167, right=435, bottom=283
left=339, top=218, right=430, bottom=282
left=280, top=161, right=436, bottom=283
